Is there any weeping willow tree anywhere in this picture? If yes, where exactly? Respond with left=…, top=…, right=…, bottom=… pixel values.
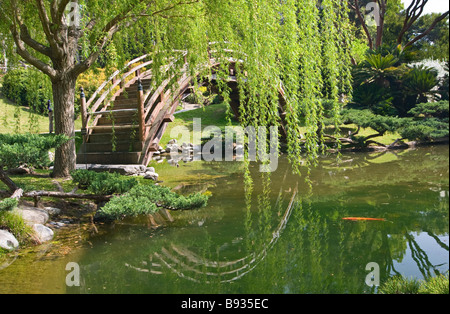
left=0, top=0, right=352, bottom=177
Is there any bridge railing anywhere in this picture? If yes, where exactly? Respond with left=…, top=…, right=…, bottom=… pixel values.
left=79, top=51, right=189, bottom=143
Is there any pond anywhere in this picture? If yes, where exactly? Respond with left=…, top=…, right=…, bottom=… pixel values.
left=0, top=145, right=448, bottom=294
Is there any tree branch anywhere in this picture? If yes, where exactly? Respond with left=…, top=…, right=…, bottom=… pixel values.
left=397, top=0, right=428, bottom=44
left=35, top=0, right=57, bottom=47
left=404, top=11, right=450, bottom=49
left=19, top=24, right=53, bottom=58
left=353, top=0, right=374, bottom=50
left=10, top=23, right=57, bottom=79
left=0, top=169, right=20, bottom=193
left=69, top=0, right=149, bottom=77
left=23, top=190, right=114, bottom=202
left=54, top=0, right=73, bottom=25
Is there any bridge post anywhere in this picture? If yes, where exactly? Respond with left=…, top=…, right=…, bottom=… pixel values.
left=137, top=79, right=146, bottom=141
left=80, top=87, right=87, bottom=133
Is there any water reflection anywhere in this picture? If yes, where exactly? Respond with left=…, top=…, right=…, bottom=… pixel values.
left=42, top=147, right=450, bottom=293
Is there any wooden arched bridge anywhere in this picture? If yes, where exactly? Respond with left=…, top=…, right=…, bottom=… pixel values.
left=76, top=48, right=289, bottom=165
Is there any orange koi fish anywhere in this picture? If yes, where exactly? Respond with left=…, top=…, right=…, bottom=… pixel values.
left=342, top=217, right=386, bottom=221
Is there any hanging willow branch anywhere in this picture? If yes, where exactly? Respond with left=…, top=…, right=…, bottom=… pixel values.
left=1, top=0, right=353, bottom=176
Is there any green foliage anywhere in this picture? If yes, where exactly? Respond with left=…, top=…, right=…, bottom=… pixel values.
left=71, top=170, right=138, bottom=195
left=0, top=198, right=18, bottom=212
left=379, top=274, right=449, bottom=294
left=404, top=13, right=450, bottom=61
left=402, top=65, right=440, bottom=104
left=1, top=68, right=52, bottom=114
left=341, top=109, right=404, bottom=135
left=379, top=276, right=421, bottom=294
left=351, top=49, right=441, bottom=117
left=96, top=184, right=210, bottom=221
left=351, top=84, right=396, bottom=115
left=0, top=134, right=68, bottom=170
left=401, top=100, right=449, bottom=141
left=341, top=101, right=449, bottom=142
left=408, top=101, right=450, bottom=119
left=399, top=118, right=449, bottom=141
left=0, top=211, right=33, bottom=246
left=0, top=0, right=355, bottom=175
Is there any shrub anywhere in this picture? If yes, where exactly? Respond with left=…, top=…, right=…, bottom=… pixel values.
left=0, top=210, right=33, bottom=245
left=408, top=101, right=449, bottom=119
left=71, top=169, right=138, bottom=195
left=341, top=109, right=405, bottom=135
left=399, top=118, right=449, bottom=141
left=0, top=198, right=18, bottom=212
left=379, top=274, right=449, bottom=294
left=401, top=101, right=449, bottom=141
left=1, top=68, right=52, bottom=114
left=96, top=184, right=211, bottom=221
left=0, top=134, right=69, bottom=170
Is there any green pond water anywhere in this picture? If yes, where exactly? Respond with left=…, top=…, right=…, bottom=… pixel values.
left=0, top=145, right=448, bottom=294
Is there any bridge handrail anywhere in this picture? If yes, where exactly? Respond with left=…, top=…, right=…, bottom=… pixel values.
left=83, top=55, right=154, bottom=131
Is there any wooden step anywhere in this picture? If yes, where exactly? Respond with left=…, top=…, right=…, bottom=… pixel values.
left=89, top=124, right=139, bottom=134
left=79, top=141, right=143, bottom=153
left=113, top=98, right=139, bottom=106
left=76, top=151, right=142, bottom=165
left=97, top=115, right=139, bottom=126
left=90, top=108, right=138, bottom=117
left=88, top=132, right=138, bottom=143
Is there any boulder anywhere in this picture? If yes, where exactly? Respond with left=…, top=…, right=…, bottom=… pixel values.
left=43, top=207, right=61, bottom=216
left=144, top=172, right=159, bottom=181
left=0, top=230, right=19, bottom=251
left=32, top=224, right=54, bottom=243
left=13, top=206, right=49, bottom=226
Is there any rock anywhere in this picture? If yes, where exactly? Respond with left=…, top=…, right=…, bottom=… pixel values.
left=43, top=207, right=61, bottom=215
left=13, top=206, right=49, bottom=226
left=0, top=230, right=19, bottom=251
left=166, top=144, right=179, bottom=153
left=147, top=167, right=156, bottom=173
left=168, top=139, right=177, bottom=145
left=144, top=172, right=159, bottom=181
left=32, top=224, right=54, bottom=243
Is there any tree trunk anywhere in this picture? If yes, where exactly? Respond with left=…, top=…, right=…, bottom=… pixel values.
left=51, top=76, right=78, bottom=178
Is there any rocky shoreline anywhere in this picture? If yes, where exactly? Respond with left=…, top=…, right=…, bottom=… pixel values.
left=0, top=205, right=61, bottom=251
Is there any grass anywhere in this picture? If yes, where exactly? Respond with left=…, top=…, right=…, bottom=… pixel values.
left=160, top=102, right=240, bottom=147
left=161, top=102, right=401, bottom=150
left=379, top=274, right=449, bottom=294
left=0, top=83, right=82, bottom=134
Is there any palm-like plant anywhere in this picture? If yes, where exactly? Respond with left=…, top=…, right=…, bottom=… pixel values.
left=403, top=65, right=439, bottom=104
left=353, top=53, right=404, bottom=88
